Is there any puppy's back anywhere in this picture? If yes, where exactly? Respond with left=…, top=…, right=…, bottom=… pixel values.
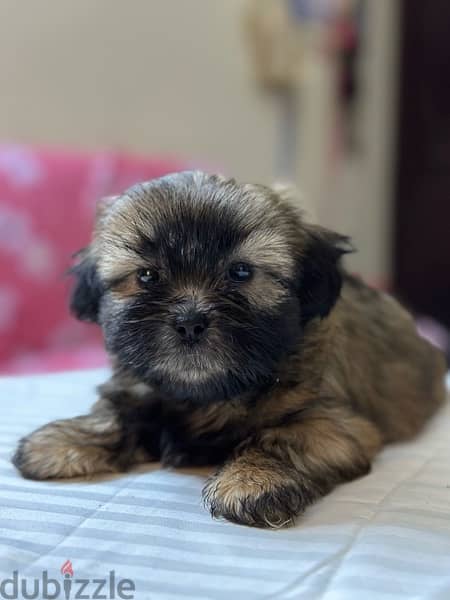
left=326, top=274, right=447, bottom=443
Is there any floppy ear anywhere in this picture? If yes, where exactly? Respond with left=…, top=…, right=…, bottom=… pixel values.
left=298, top=225, right=353, bottom=324
left=69, top=196, right=118, bottom=323
left=69, top=249, right=104, bottom=323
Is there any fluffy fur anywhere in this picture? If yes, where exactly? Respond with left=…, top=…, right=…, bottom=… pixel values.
left=13, top=171, right=446, bottom=528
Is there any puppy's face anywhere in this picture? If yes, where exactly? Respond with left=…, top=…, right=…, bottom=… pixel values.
left=71, top=172, right=349, bottom=401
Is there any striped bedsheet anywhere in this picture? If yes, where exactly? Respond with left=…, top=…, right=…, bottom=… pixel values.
left=0, top=369, right=449, bottom=600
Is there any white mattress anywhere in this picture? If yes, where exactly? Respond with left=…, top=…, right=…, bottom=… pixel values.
left=0, top=369, right=449, bottom=600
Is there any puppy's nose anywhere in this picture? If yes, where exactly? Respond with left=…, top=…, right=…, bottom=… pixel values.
left=175, top=313, right=208, bottom=343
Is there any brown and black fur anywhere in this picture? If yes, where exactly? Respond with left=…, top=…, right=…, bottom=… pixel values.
left=13, top=172, right=447, bottom=528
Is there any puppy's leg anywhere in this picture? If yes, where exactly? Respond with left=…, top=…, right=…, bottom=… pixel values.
left=12, top=388, right=158, bottom=480
left=203, top=404, right=381, bottom=528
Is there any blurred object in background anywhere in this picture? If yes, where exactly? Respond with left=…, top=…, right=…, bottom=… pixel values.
left=245, top=0, right=304, bottom=90
left=416, top=316, right=450, bottom=365
left=332, top=0, right=366, bottom=154
left=244, top=0, right=367, bottom=175
left=245, top=0, right=335, bottom=89
left=245, top=0, right=337, bottom=187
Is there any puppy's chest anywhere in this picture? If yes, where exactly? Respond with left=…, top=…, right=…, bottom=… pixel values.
left=147, top=402, right=249, bottom=468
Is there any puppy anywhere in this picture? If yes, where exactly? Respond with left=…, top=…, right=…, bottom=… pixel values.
left=13, top=172, right=446, bottom=528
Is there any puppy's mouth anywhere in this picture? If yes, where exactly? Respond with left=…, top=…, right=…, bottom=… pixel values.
left=140, top=331, right=237, bottom=399
left=157, top=341, right=227, bottom=379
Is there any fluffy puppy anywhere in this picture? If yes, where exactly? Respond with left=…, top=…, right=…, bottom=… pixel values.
left=13, top=172, right=446, bottom=528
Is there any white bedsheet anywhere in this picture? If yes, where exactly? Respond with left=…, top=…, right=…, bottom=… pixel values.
left=0, top=369, right=449, bottom=600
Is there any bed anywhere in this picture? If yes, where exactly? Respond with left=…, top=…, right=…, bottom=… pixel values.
left=0, top=369, right=449, bottom=599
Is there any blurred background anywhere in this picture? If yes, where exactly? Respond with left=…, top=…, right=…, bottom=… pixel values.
left=0, top=0, right=448, bottom=374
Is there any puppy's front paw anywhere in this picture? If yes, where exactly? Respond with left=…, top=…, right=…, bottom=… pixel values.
left=202, top=455, right=304, bottom=528
left=12, top=415, right=122, bottom=480
left=13, top=430, right=80, bottom=480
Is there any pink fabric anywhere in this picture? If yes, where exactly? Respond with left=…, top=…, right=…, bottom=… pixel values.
left=0, top=145, right=187, bottom=374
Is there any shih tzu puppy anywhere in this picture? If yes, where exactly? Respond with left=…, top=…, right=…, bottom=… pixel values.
left=13, top=172, right=446, bottom=528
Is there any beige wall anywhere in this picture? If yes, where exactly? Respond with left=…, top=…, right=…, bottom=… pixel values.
left=0, top=0, right=276, bottom=183
left=0, top=0, right=399, bottom=281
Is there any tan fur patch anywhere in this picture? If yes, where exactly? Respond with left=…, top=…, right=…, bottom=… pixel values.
left=110, top=274, right=142, bottom=297
left=233, top=229, right=294, bottom=278
left=242, top=272, right=289, bottom=309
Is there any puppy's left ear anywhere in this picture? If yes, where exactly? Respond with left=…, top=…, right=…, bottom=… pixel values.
left=298, top=225, right=353, bottom=324
left=69, top=249, right=104, bottom=324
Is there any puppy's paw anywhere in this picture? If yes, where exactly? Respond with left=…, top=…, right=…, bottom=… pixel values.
left=202, top=456, right=304, bottom=528
left=12, top=416, right=122, bottom=480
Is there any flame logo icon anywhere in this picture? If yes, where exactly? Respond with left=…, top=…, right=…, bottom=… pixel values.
left=60, top=560, right=74, bottom=577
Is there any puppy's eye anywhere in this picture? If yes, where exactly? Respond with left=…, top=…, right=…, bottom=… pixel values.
left=228, top=262, right=253, bottom=282
left=137, top=268, right=160, bottom=287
